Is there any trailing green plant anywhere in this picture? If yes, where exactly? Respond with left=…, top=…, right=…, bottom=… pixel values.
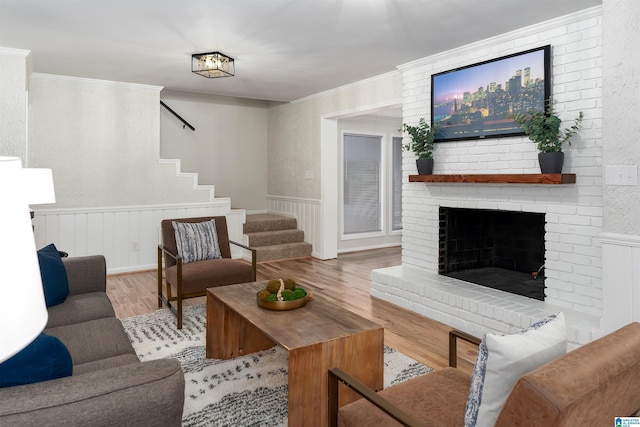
left=512, top=100, right=583, bottom=153
left=401, top=118, right=436, bottom=159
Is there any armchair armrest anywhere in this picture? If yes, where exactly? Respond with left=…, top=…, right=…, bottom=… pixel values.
left=157, top=245, right=182, bottom=308
left=157, top=244, right=179, bottom=262
left=230, top=239, right=257, bottom=281
left=329, top=332, right=482, bottom=426
left=0, top=359, right=184, bottom=426
left=448, top=329, right=482, bottom=368
left=157, top=242, right=256, bottom=282
left=328, top=368, right=421, bottom=427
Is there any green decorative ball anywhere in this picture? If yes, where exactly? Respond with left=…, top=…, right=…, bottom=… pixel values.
left=293, top=288, right=306, bottom=300
left=281, top=289, right=296, bottom=301
left=265, top=293, right=278, bottom=302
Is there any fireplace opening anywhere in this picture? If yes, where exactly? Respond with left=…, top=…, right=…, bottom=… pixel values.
left=439, top=207, right=546, bottom=301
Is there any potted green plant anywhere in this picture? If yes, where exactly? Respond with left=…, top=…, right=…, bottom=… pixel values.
left=401, top=118, right=436, bottom=175
left=512, top=100, right=583, bottom=174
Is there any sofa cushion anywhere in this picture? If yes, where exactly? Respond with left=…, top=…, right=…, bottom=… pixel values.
left=172, top=220, right=221, bottom=264
left=0, top=333, right=72, bottom=388
left=45, top=317, right=136, bottom=366
left=0, top=359, right=185, bottom=427
left=165, top=258, right=255, bottom=294
left=37, top=243, right=69, bottom=307
left=46, top=292, right=116, bottom=328
left=338, top=367, right=471, bottom=426
left=464, top=313, right=567, bottom=427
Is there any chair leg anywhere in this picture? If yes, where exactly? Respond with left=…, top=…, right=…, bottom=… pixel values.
left=177, top=294, right=183, bottom=330
left=161, top=284, right=183, bottom=329
left=176, top=260, right=183, bottom=329
left=328, top=369, right=340, bottom=427
left=157, top=246, right=163, bottom=308
left=165, top=280, right=173, bottom=301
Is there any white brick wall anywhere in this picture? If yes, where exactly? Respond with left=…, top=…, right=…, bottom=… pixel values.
left=373, top=7, right=604, bottom=341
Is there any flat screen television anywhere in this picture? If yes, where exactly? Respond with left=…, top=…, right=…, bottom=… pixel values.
left=431, top=45, right=551, bottom=142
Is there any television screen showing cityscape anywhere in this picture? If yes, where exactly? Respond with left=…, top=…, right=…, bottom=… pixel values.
left=431, top=45, right=550, bottom=142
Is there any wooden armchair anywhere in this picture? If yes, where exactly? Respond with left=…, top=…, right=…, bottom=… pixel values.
left=157, top=216, right=256, bottom=329
left=329, top=323, right=640, bottom=426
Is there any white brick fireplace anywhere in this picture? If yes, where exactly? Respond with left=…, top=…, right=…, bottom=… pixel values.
left=372, top=8, right=605, bottom=346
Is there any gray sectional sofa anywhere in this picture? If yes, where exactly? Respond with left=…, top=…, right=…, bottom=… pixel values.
left=0, top=255, right=185, bottom=426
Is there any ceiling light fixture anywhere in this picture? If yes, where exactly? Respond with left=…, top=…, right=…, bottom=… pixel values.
left=191, top=51, right=235, bottom=78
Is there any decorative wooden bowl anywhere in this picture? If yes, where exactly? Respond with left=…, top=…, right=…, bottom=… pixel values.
left=256, top=295, right=307, bottom=311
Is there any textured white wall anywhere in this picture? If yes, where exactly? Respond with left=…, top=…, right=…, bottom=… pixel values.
left=267, top=73, right=402, bottom=200
left=27, top=74, right=213, bottom=208
left=160, top=90, right=269, bottom=211
left=600, top=0, right=640, bottom=332
left=0, top=48, right=29, bottom=161
left=602, top=0, right=640, bottom=234
left=398, top=8, right=603, bottom=317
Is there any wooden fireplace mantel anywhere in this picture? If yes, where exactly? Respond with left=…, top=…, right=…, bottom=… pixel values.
left=408, top=173, right=576, bottom=185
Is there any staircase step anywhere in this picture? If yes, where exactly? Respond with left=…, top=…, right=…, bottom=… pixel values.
left=247, top=229, right=305, bottom=247
left=244, top=213, right=298, bottom=233
left=255, top=242, right=312, bottom=263
left=244, top=214, right=311, bottom=263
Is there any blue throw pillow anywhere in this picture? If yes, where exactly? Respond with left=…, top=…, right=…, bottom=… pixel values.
left=0, top=333, right=73, bottom=388
left=37, top=243, right=69, bottom=307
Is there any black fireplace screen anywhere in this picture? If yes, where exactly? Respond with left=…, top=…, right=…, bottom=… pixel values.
left=439, top=207, right=546, bottom=300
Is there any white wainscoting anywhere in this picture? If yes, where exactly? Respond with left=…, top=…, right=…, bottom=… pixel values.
left=600, top=232, right=640, bottom=334
left=32, top=200, right=247, bottom=274
left=267, top=195, right=321, bottom=258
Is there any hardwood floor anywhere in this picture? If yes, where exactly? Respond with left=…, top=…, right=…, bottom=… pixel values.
left=106, top=247, right=477, bottom=373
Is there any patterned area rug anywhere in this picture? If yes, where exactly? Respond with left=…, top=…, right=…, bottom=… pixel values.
left=121, top=304, right=433, bottom=427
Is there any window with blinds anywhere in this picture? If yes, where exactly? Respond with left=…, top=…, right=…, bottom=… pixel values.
left=392, top=136, right=403, bottom=231
left=343, top=133, right=382, bottom=235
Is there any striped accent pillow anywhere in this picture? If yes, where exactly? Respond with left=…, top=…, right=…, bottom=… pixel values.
left=172, top=220, right=221, bottom=264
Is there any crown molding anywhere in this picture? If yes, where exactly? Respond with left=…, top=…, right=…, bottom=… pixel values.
left=291, top=70, right=400, bottom=104
left=30, top=73, right=163, bottom=92
left=0, top=47, right=30, bottom=57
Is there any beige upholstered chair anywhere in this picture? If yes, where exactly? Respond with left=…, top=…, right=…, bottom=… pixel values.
left=157, top=216, right=256, bottom=328
left=329, top=323, right=640, bottom=426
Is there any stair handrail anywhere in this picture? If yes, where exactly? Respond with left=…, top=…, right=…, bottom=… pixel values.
left=160, top=100, right=195, bottom=131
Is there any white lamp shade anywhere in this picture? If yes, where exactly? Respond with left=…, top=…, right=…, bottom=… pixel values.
left=0, top=157, right=48, bottom=362
left=22, top=168, right=56, bottom=205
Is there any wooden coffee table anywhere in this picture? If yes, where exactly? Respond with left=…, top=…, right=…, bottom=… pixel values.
left=206, top=282, right=384, bottom=427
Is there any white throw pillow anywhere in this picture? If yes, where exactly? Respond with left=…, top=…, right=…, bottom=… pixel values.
left=464, top=312, right=567, bottom=427
left=172, top=220, right=221, bottom=264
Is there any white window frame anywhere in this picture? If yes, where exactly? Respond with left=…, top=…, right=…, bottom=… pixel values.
left=389, top=134, right=403, bottom=235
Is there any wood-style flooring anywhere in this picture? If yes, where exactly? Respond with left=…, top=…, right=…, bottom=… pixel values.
left=106, top=247, right=477, bottom=373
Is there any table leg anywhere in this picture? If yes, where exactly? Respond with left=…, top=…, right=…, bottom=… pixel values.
left=287, top=327, right=384, bottom=427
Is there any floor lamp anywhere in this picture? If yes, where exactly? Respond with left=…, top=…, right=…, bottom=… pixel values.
left=0, top=157, right=50, bottom=362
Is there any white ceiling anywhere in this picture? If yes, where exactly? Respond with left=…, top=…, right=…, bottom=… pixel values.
left=0, top=0, right=600, bottom=103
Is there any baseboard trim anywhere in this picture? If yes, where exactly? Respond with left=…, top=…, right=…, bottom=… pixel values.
left=337, top=242, right=401, bottom=254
